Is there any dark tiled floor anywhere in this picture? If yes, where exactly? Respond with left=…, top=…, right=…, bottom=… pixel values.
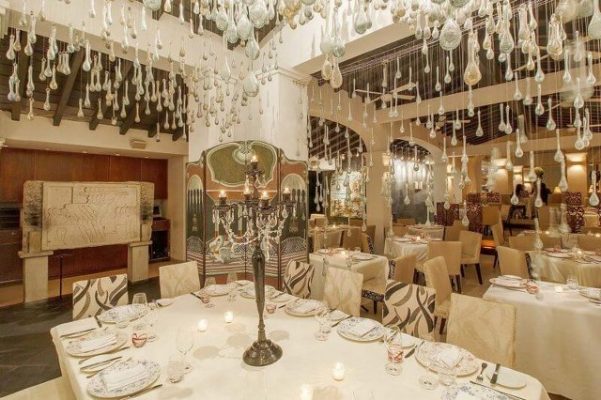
left=0, top=278, right=161, bottom=397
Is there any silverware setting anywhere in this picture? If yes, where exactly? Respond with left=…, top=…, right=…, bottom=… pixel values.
left=119, top=383, right=163, bottom=399
left=60, top=328, right=96, bottom=339
left=80, top=355, right=122, bottom=370
left=476, top=362, right=488, bottom=382
left=78, top=345, right=130, bottom=364
left=490, top=363, right=501, bottom=385
left=469, top=380, right=527, bottom=400
left=84, top=357, right=129, bottom=379
left=331, top=315, right=352, bottom=327
left=190, top=292, right=203, bottom=301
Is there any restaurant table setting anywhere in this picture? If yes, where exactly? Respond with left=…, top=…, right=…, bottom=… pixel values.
left=309, top=249, right=389, bottom=300
left=384, top=235, right=440, bottom=266
left=484, top=280, right=601, bottom=400
left=528, top=248, right=601, bottom=288
left=52, top=282, right=550, bottom=400
left=407, top=224, right=445, bottom=240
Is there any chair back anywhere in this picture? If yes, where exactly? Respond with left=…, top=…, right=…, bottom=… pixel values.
left=361, top=233, right=375, bottom=254
left=508, top=235, right=536, bottom=252
left=427, top=241, right=462, bottom=275
left=382, top=281, right=436, bottom=340
left=313, top=216, right=326, bottom=228
left=396, top=218, right=417, bottom=226
left=482, top=206, right=500, bottom=226
left=159, top=261, right=201, bottom=298
left=325, top=230, right=343, bottom=248
left=283, top=260, right=315, bottom=299
left=312, top=232, right=325, bottom=251
left=496, top=246, right=529, bottom=278
left=491, top=220, right=505, bottom=247
left=447, top=293, right=516, bottom=367
left=422, top=256, right=453, bottom=309
left=341, top=227, right=362, bottom=250
left=366, top=225, right=376, bottom=242
left=444, top=220, right=466, bottom=241
left=577, top=234, right=601, bottom=251
left=323, top=268, right=363, bottom=316
left=540, top=234, right=561, bottom=249
left=392, top=225, right=409, bottom=237
left=500, top=204, right=511, bottom=220
left=390, top=254, right=417, bottom=283
left=72, top=274, right=128, bottom=320
left=348, top=218, right=363, bottom=226
left=459, top=230, right=483, bottom=262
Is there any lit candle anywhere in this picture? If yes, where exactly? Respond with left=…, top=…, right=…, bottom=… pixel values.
left=261, top=191, right=269, bottom=200
left=300, top=385, right=313, bottom=400
left=251, top=155, right=258, bottom=163
left=332, top=362, right=345, bottom=381
left=219, top=190, right=227, bottom=199
left=197, top=319, right=208, bottom=332
left=283, top=186, right=291, bottom=201
left=224, top=311, right=234, bottom=323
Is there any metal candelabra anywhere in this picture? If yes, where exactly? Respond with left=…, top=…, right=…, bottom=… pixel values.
left=212, top=156, right=295, bottom=366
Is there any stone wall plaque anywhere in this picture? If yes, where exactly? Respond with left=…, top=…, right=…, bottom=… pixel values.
left=40, top=182, right=142, bottom=251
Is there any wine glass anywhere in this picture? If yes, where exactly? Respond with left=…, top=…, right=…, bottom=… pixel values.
left=205, top=276, right=217, bottom=288
left=132, top=293, right=148, bottom=309
left=384, top=326, right=404, bottom=375
left=417, top=344, right=439, bottom=390
left=566, top=274, right=579, bottom=290
left=314, top=307, right=331, bottom=341
left=176, top=327, right=195, bottom=371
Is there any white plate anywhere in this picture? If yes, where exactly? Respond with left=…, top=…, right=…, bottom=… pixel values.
left=485, top=365, right=527, bottom=389
left=87, top=359, right=160, bottom=399
left=65, top=331, right=128, bottom=357
left=239, top=285, right=275, bottom=299
left=500, top=275, right=522, bottom=281
left=579, top=287, right=601, bottom=300
left=284, top=299, right=324, bottom=317
left=442, top=383, right=510, bottom=400
left=415, top=342, right=479, bottom=376
left=155, top=298, right=173, bottom=307
left=268, top=291, right=292, bottom=303
left=327, top=309, right=349, bottom=322
left=80, top=355, right=123, bottom=373
left=545, top=252, right=572, bottom=259
left=337, top=317, right=384, bottom=342
left=203, top=284, right=232, bottom=296
left=489, top=278, right=526, bottom=289
left=98, top=304, right=148, bottom=324
left=352, top=253, right=373, bottom=261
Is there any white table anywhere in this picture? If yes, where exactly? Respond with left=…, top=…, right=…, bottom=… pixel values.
left=52, top=292, right=550, bottom=400
left=309, top=251, right=388, bottom=300
left=484, top=283, right=601, bottom=400
left=384, top=237, right=429, bottom=263
left=529, top=252, right=601, bottom=288
left=407, top=224, right=445, bottom=239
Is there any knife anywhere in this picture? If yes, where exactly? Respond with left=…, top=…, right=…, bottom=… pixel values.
left=94, top=315, right=103, bottom=328
left=331, top=315, right=352, bottom=327
left=404, top=345, right=417, bottom=358
left=490, top=363, right=501, bottom=385
left=80, top=355, right=122, bottom=370
left=190, top=292, right=203, bottom=300
left=469, top=380, right=527, bottom=400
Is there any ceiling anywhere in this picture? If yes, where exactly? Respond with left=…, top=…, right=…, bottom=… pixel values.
left=308, top=116, right=365, bottom=160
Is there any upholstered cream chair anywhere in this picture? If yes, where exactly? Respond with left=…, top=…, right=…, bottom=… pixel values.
left=427, top=241, right=463, bottom=292
left=508, top=235, right=536, bottom=252
left=577, top=235, right=601, bottom=251
left=382, top=281, right=436, bottom=340
left=396, top=218, right=416, bottom=225
left=540, top=234, right=561, bottom=249
left=390, top=254, right=417, bottom=284
left=491, top=220, right=506, bottom=269
left=482, top=206, right=501, bottom=227
left=423, top=256, right=453, bottom=333
left=2, top=376, right=75, bottom=400
left=159, top=261, right=201, bottom=298
left=361, top=233, right=375, bottom=254
left=459, top=230, right=483, bottom=285
left=283, top=260, right=315, bottom=299
left=72, top=274, right=128, bottom=320
left=496, top=246, right=530, bottom=278
left=324, top=267, right=363, bottom=317
left=341, top=227, right=362, bottom=250
left=391, top=225, right=409, bottom=237
left=325, top=230, right=343, bottom=248
left=444, top=220, right=466, bottom=241
left=447, top=293, right=517, bottom=368
left=312, top=232, right=325, bottom=251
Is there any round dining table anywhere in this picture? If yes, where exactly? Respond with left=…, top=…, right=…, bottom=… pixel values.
left=407, top=224, right=445, bottom=239
left=529, top=250, right=601, bottom=288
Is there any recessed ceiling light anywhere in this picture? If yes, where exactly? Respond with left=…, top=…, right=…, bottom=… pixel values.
left=115, top=153, right=120, bottom=156
left=82, top=151, right=88, bottom=154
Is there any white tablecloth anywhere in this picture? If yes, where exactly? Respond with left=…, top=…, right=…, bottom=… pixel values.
left=52, top=292, right=550, bottom=400
left=484, top=283, right=601, bottom=400
left=309, top=252, right=389, bottom=299
left=407, top=224, right=445, bottom=239
left=529, top=252, right=601, bottom=288
left=383, top=238, right=429, bottom=263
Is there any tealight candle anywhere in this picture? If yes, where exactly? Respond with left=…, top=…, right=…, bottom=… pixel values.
left=219, top=190, right=227, bottom=199
left=332, top=362, right=345, bottom=381
left=197, top=319, right=208, bottom=332
left=300, top=385, right=313, bottom=400
left=554, top=286, right=564, bottom=293
left=261, top=191, right=269, bottom=200
left=224, top=311, right=234, bottom=323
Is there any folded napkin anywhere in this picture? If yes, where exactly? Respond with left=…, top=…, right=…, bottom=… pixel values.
left=77, top=334, right=116, bottom=353
left=495, top=277, right=523, bottom=288
left=347, top=319, right=377, bottom=337
left=456, top=392, right=479, bottom=400
left=57, top=318, right=97, bottom=337
left=293, top=300, right=321, bottom=313
left=436, top=347, right=462, bottom=369
left=103, top=364, right=148, bottom=391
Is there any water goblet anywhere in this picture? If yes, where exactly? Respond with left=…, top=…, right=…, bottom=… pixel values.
left=566, top=274, right=579, bottom=290
left=384, top=326, right=404, bottom=375
left=167, top=354, right=186, bottom=383
left=418, top=351, right=439, bottom=390
left=176, top=327, right=195, bottom=371
left=314, top=307, right=330, bottom=341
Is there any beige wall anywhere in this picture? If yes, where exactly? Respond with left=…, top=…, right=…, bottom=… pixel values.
left=166, top=156, right=187, bottom=261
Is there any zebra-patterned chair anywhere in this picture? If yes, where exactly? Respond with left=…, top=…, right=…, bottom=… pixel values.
left=382, top=281, right=436, bottom=340
left=283, top=260, right=315, bottom=299
left=72, top=274, right=128, bottom=320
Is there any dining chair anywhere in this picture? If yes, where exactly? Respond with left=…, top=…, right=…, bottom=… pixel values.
left=508, top=235, right=536, bottom=252
left=396, top=218, right=416, bottom=225
left=323, top=267, right=363, bottom=317
left=341, top=227, right=362, bottom=250
left=391, top=225, right=409, bottom=237
left=444, top=220, right=466, bottom=241
left=427, top=240, right=463, bottom=292
left=536, top=206, right=551, bottom=230
left=382, top=281, right=436, bottom=340
left=159, top=261, right=201, bottom=298
left=325, top=230, right=343, bottom=248
left=496, top=246, right=530, bottom=278
left=360, top=233, right=375, bottom=254
left=539, top=234, right=561, bottom=249
left=447, top=293, right=516, bottom=368
left=312, top=232, right=325, bottom=251
left=2, top=376, right=75, bottom=400
left=491, top=219, right=506, bottom=269
left=362, top=254, right=417, bottom=314
left=283, top=260, right=315, bottom=299
left=72, top=274, right=128, bottom=320
left=577, top=234, right=601, bottom=251
left=458, top=230, right=483, bottom=285
left=422, top=256, right=453, bottom=334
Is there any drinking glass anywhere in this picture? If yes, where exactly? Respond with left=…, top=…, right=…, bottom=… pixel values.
left=566, top=274, right=579, bottom=290
left=353, top=246, right=361, bottom=253
left=176, top=327, right=195, bottom=370
left=314, top=307, right=331, bottom=341
left=437, top=364, right=457, bottom=386
left=132, top=292, right=148, bottom=308
left=205, top=276, right=217, bottom=287
left=418, top=353, right=439, bottom=390
left=226, top=272, right=238, bottom=285
left=167, top=354, right=186, bottom=383
left=384, top=326, right=404, bottom=375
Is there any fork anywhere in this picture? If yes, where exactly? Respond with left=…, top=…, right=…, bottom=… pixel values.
left=476, top=362, right=488, bottom=382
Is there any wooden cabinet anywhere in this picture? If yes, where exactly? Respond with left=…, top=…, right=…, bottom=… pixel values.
left=0, top=229, right=22, bottom=283
left=109, top=156, right=142, bottom=182
left=0, top=149, right=35, bottom=202
left=141, top=158, right=168, bottom=199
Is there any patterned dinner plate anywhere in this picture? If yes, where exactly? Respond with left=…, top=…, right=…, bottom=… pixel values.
left=489, top=278, right=527, bottom=289
left=284, top=299, right=324, bottom=317
left=579, top=287, right=601, bottom=300
left=65, top=331, right=128, bottom=357
left=337, top=317, right=384, bottom=342
left=239, top=285, right=276, bottom=299
left=203, top=284, right=232, bottom=296
left=98, top=304, right=148, bottom=324
left=544, top=251, right=572, bottom=259
left=87, top=359, right=160, bottom=399
left=415, top=342, right=479, bottom=376
left=352, top=253, right=373, bottom=261
left=442, top=383, right=509, bottom=400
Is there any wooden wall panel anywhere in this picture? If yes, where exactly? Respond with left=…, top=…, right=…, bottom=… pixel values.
left=0, top=148, right=36, bottom=202
left=75, top=154, right=110, bottom=181
left=34, top=151, right=81, bottom=181
left=141, top=158, right=168, bottom=199
left=109, top=156, right=142, bottom=182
